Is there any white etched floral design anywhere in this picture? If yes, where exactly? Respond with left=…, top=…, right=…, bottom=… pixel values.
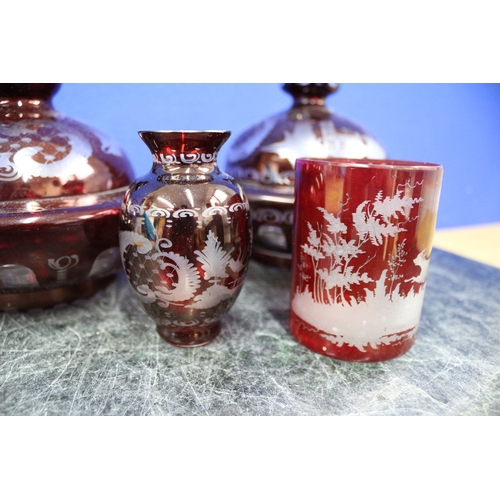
left=293, top=188, right=429, bottom=351
left=0, top=122, right=93, bottom=183
left=120, top=227, right=245, bottom=312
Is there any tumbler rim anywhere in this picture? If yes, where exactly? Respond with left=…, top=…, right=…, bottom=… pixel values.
left=295, top=157, right=443, bottom=170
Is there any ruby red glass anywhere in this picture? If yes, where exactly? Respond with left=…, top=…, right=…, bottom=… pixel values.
left=289, top=158, right=444, bottom=362
left=119, top=131, right=252, bottom=347
left=0, top=83, right=134, bottom=311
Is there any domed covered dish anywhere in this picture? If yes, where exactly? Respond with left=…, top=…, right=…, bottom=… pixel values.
left=225, top=83, right=386, bottom=266
left=0, top=83, right=134, bottom=310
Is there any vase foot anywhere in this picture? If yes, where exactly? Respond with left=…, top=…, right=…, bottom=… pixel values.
left=157, top=322, right=221, bottom=347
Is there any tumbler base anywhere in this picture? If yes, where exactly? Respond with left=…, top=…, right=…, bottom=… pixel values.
left=157, top=322, right=221, bottom=347
left=289, top=310, right=416, bottom=362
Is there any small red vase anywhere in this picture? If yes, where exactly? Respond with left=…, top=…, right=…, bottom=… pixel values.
left=119, top=131, right=252, bottom=347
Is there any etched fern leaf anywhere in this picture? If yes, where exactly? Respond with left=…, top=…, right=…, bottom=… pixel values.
left=373, top=190, right=423, bottom=221
left=353, top=202, right=400, bottom=245
left=318, top=207, right=347, bottom=235
left=194, top=231, right=231, bottom=282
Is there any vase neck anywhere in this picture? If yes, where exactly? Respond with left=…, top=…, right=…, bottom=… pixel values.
left=139, top=130, right=231, bottom=183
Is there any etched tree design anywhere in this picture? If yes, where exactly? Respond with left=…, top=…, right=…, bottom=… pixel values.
left=188, top=230, right=247, bottom=309
left=194, top=230, right=232, bottom=285
left=302, top=188, right=423, bottom=305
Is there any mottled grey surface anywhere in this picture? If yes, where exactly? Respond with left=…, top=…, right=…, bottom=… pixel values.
left=1, top=249, right=499, bottom=416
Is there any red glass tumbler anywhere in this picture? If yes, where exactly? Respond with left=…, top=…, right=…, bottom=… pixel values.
left=289, top=158, right=443, bottom=362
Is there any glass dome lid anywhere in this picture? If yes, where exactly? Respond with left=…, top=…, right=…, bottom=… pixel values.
left=225, top=83, right=386, bottom=194
left=0, top=83, right=134, bottom=202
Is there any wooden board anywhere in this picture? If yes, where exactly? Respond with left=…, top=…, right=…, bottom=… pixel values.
left=433, top=223, right=500, bottom=269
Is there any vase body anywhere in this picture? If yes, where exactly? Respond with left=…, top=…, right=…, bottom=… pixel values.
left=119, top=131, right=252, bottom=347
left=225, top=83, right=386, bottom=267
left=0, top=83, right=135, bottom=310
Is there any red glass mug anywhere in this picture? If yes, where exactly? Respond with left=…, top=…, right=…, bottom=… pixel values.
left=289, top=158, right=443, bottom=362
